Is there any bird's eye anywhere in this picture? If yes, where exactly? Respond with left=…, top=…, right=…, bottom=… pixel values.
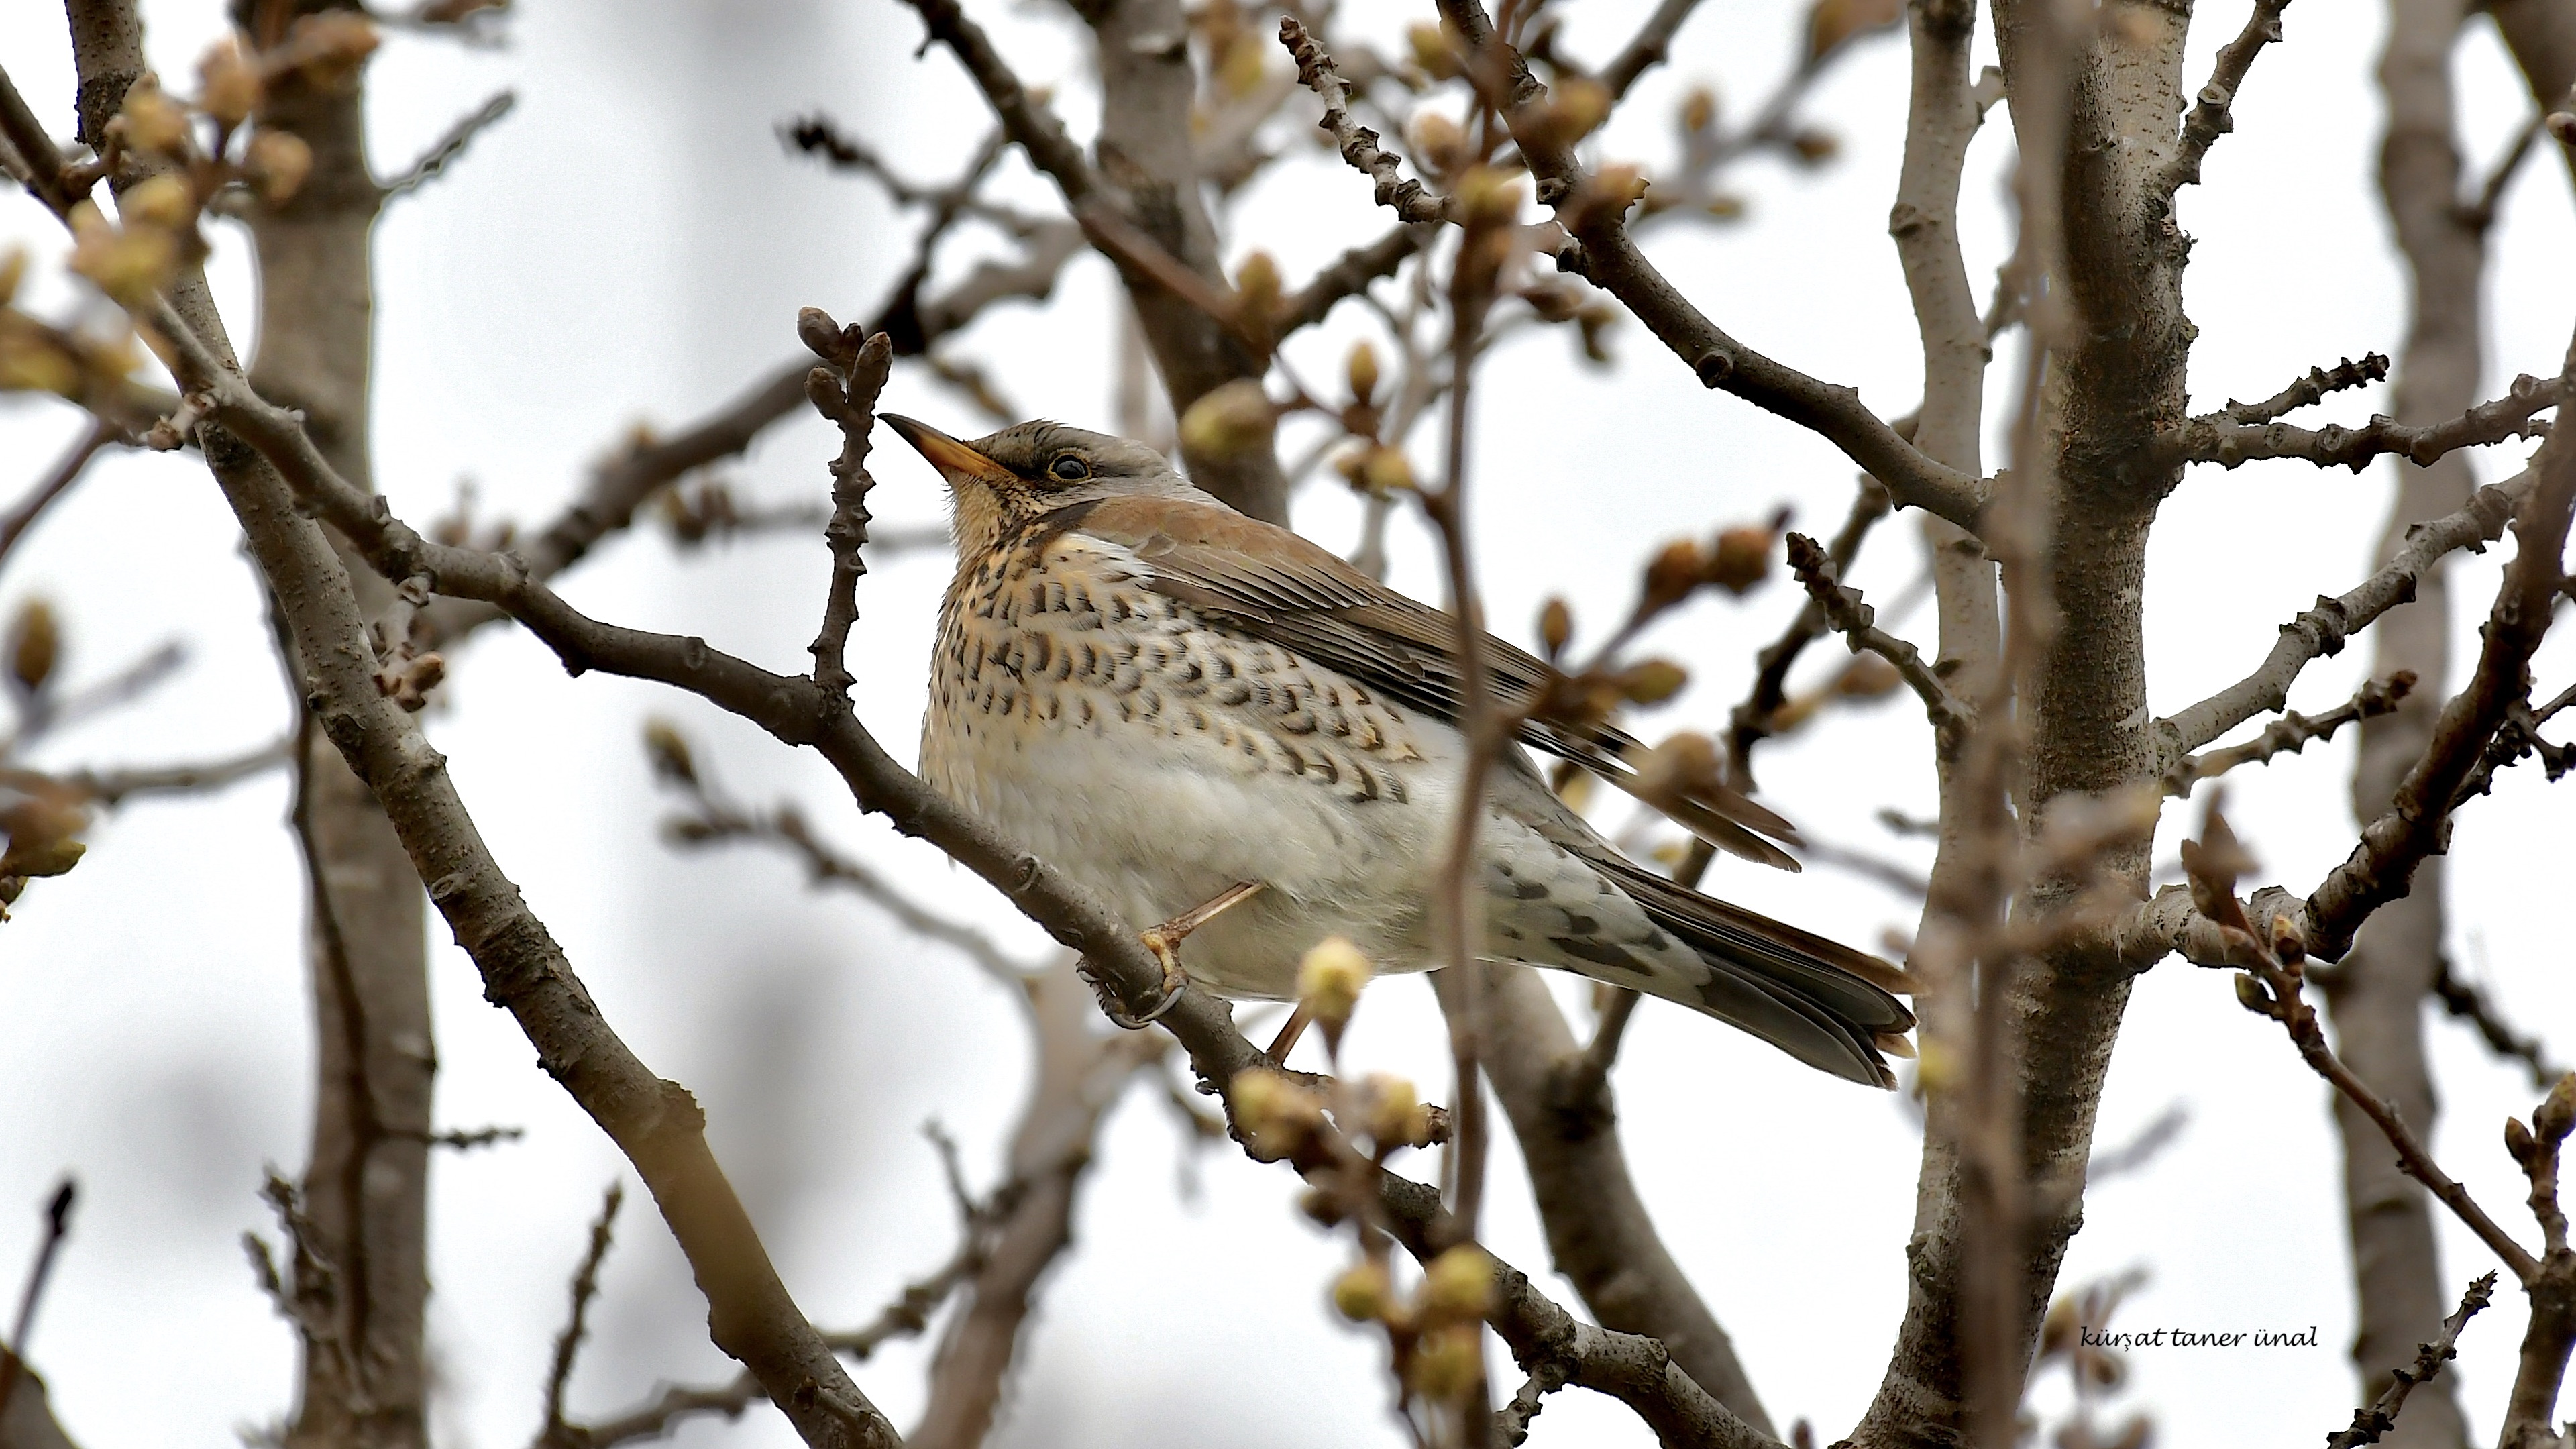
left=1047, top=455, right=1090, bottom=481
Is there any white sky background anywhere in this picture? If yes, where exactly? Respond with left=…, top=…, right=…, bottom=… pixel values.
left=2, top=1, right=2573, bottom=1446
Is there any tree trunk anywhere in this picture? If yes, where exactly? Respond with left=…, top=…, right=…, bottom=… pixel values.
left=233, top=6, right=434, bottom=1445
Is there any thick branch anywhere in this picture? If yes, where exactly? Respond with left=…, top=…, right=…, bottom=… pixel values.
left=2304, top=389, right=2576, bottom=959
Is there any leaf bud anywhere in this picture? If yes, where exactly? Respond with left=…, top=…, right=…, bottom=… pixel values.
left=636, top=724, right=696, bottom=790
left=1408, top=1324, right=1483, bottom=1400
left=1679, top=86, right=1717, bottom=136
left=1536, top=597, right=1572, bottom=659
left=1232, top=250, right=1282, bottom=325
left=2232, top=971, right=2271, bottom=1014
left=1706, top=523, right=1774, bottom=593
left=197, top=37, right=264, bottom=127
left=113, top=83, right=192, bottom=157
left=1835, top=655, right=1902, bottom=698
left=1453, top=166, right=1525, bottom=227
left=120, top=174, right=197, bottom=230
left=0, top=246, right=25, bottom=306
left=1297, top=934, right=1372, bottom=1026
left=1406, top=22, right=1462, bottom=80
left=1641, top=537, right=1705, bottom=612
left=1360, top=1073, right=1427, bottom=1149
left=1524, top=76, right=1611, bottom=149
left=7, top=599, right=58, bottom=696
left=1177, top=379, right=1277, bottom=463
left=1621, top=659, right=1689, bottom=706
left=2505, top=1114, right=2536, bottom=1165
left=1331, top=1260, right=1393, bottom=1322
left=1228, top=1067, right=1323, bottom=1160
left=246, top=130, right=315, bottom=203
left=1418, top=1245, right=1495, bottom=1324
left=1345, top=340, right=1381, bottom=405
left=2539, top=1071, right=2576, bottom=1143
left=1360, top=447, right=1416, bottom=495
left=1408, top=111, right=1466, bottom=175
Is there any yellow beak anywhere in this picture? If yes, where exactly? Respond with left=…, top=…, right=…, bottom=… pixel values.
left=881, top=414, right=1015, bottom=487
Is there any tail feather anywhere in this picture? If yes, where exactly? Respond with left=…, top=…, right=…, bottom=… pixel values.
left=1591, top=851, right=1917, bottom=1089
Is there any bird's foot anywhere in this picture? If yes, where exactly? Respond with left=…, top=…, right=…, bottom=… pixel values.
left=1100, top=881, right=1265, bottom=1030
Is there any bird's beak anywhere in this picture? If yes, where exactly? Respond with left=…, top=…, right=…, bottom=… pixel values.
left=881, top=414, right=1014, bottom=487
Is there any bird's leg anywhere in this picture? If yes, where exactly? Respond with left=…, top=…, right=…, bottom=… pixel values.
left=1263, top=1002, right=1316, bottom=1067
left=1104, top=881, right=1265, bottom=1029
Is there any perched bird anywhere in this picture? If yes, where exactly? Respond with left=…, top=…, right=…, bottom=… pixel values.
left=885, top=415, right=1915, bottom=1087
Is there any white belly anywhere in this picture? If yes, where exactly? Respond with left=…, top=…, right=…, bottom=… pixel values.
left=922, top=596, right=1472, bottom=994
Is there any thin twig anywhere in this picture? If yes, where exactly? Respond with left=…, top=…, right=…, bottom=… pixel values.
left=0, top=1178, right=75, bottom=1421
left=2322, top=1273, right=2495, bottom=1449
left=379, top=90, right=513, bottom=201
left=2434, top=953, right=2564, bottom=1089
left=1596, top=0, right=1708, bottom=101
left=2216, top=352, right=2391, bottom=426
left=2154, top=466, right=2536, bottom=761
left=535, top=1183, right=623, bottom=1449
left=2161, top=672, right=2414, bottom=796
left=0, top=423, right=115, bottom=577
left=1724, top=480, right=1891, bottom=781
left=2159, top=0, right=2292, bottom=197
left=1784, top=533, right=1971, bottom=750
left=2160, top=372, right=2561, bottom=472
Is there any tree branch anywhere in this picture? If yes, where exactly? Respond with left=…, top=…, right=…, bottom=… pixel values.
left=1279, top=15, right=1990, bottom=533
left=1784, top=532, right=1972, bottom=749
left=2158, top=370, right=2561, bottom=472
left=2159, top=0, right=2292, bottom=197
left=2153, top=465, right=2536, bottom=762
left=2322, top=1273, right=2495, bottom=1449
left=2161, top=672, right=2414, bottom=796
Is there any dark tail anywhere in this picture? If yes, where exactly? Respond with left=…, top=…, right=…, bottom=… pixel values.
left=1591, top=852, right=1917, bottom=1088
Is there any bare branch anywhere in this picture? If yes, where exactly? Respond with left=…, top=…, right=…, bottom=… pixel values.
left=378, top=90, right=513, bottom=201
left=2214, top=352, right=2391, bottom=427
left=2154, top=465, right=2536, bottom=761
left=2160, top=0, right=2292, bottom=197
left=2304, top=401, right=2576, bottom=959
left=2323, top=1273, right=2496, bottom=1449
left=2161, top=672, right=2414, bottom=796
left=1281, top=14, right=1989, bottom=531
left=1597, top=0, right=1710, bottom=101
left=1723, top=480, right=1891, bottom=781
left=647, top=724, right=1029, bottom=986
left=1277, top=225, right=1426, bottom=337
left=0, top=423, right=115, bottom=578
left=2160, top=371, right=2561, bottom=472
left=1784, top=532, right=1971, bottom=749
left=61, top=736, right=290, bottom=808
left=0, top=1178, right=75, bottom=1426
left=2459, top=109, right=2550, bottom=233
left=2434, top=954, right=2565, bottom=1089
left=1277, top=21, right=1453, bottom=225
left=534, top=1183, right=623, bottom=1449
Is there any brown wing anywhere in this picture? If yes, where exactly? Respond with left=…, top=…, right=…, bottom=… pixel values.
left=1058, top=494, right=1804, bottom=870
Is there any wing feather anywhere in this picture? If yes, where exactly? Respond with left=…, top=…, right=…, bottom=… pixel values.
left=1071, top=496, right=1803, bottom=869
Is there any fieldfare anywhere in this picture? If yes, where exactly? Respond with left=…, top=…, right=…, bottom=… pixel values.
left=885, top=415, right=1915, bottom=1087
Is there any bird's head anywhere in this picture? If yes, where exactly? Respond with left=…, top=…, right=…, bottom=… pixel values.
left=881, top=415, right=1205, bottom=567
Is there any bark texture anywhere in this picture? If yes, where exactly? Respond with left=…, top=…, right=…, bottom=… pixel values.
left=229, top=6, right=434, bottom=1444
left=1079, top=0, right=1291, bottom=521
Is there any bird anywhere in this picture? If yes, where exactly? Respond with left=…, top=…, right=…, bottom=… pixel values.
left=883, top=413, right=1916, bottom=1087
